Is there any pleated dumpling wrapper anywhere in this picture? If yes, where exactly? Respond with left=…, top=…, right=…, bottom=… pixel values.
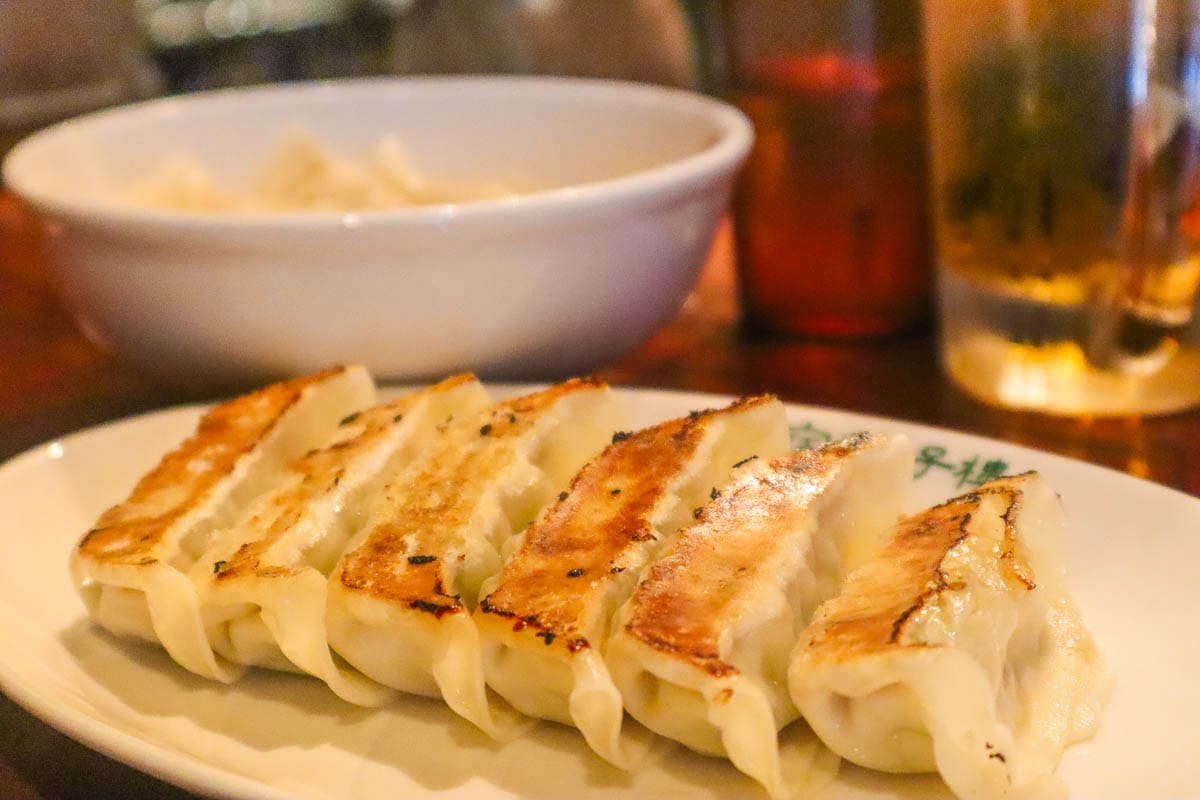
left=189, top=374, right=491, bottom=705
left=473, top=395, right=790, bottom=769
left=69, top=365, right=375, bottom=682
left=788, top=472, right=1109, bottom=800
left=326, top=378, right=624, bottom=738
left=606, top=433, right=913, bottom=800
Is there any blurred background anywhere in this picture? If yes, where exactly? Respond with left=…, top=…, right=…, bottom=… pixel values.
left=0, top=0, right=721, bottom=159
left=136, top=0, right=708, bottom=91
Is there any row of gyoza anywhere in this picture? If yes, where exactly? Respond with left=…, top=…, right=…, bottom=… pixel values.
left=71, top=365, right=1107, bottom=800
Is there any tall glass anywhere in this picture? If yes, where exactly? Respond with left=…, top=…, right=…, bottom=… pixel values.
left=719, top=0, right=933, bottom=339
left=924, top=0, right=1200, bottom=415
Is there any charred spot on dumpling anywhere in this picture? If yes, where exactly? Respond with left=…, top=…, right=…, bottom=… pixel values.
left=78, top=526, right=107, bottom=548
left=409, top=598, right=462, bottom=619
left=477, top=596, right=518, bottom=619
left=629, top=523, right=656, bottom=542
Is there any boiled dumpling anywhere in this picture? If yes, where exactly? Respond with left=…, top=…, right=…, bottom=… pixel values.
left=607, top=433, right=913, bottom=798
left=788, top=472, right=1109, bottom=800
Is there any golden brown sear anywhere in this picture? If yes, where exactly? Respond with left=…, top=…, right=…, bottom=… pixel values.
left=621, top=437, right=873, bottom=676
left=77, top=366, right=351, bottom=566
left=477, top=395, right=778, bottom=655
left=335, top=378, right=605, bottom=617
left=210, top=374, right=475, bottom=582
left=803, top=474, right=1038, bottom=663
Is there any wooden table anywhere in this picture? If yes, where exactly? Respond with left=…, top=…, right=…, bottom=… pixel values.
left=2, top=191, right=1197, bottom=799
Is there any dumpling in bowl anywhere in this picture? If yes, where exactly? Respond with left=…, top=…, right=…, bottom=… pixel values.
left=606, top=433, right=913, bottom=799
left=788, top=472, right=1109, bottom=800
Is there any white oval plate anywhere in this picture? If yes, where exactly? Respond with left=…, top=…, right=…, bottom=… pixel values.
left=0, top=386, right=1194, bottom=799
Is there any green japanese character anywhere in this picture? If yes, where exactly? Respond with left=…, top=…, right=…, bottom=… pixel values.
left=914, top=445, right=955, bottom=479
left=790, top=421, right=833, bottom=450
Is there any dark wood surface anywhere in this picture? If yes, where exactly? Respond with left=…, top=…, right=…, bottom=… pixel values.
left=2, top=191, right=1197, bottom=799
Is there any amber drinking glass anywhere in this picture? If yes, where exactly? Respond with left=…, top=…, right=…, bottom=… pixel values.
left=925, top=0, right=1200, bottom=415
left=719, top=0, right=932, bottom=339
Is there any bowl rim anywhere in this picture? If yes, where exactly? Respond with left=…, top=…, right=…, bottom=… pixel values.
left=1, top=75, right=753, bottom=232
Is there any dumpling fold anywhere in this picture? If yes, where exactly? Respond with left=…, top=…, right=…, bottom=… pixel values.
left=326, top=378, right=624, bottom=738
left=607, top=433, right=913, bottom=799
left=788, top=472, right=1109, bottom=800
left=70, top=365, right=1109, bottom=800
left=190, top=374, right=490, bottom=704
left=474, top=395, right=791, bottom=769
left=69, top=365, right=374, bottom=682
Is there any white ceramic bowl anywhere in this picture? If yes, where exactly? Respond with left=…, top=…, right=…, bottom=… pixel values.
left=3, top=76, right=752, bottom=388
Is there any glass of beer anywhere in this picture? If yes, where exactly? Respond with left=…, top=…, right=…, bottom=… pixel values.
left=924, top=0, right=1200, bottom=415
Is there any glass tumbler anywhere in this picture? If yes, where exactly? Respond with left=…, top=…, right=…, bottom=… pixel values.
left=925, top=0, right=1200, bottom=415
left=718, top=0, right=933, bottom=338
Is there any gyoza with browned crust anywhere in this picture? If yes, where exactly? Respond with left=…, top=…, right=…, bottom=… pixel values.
left=189, top=374, right=490, bottom=705
left=70, top=365, right=374, bottom=682
left=474, top=395, right=790, bottom=769
left=789, top=473, right=1109, bottom=800
left=607, top=433, right=913, bottom=799
left=326, top=378, right=624, bottom=739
